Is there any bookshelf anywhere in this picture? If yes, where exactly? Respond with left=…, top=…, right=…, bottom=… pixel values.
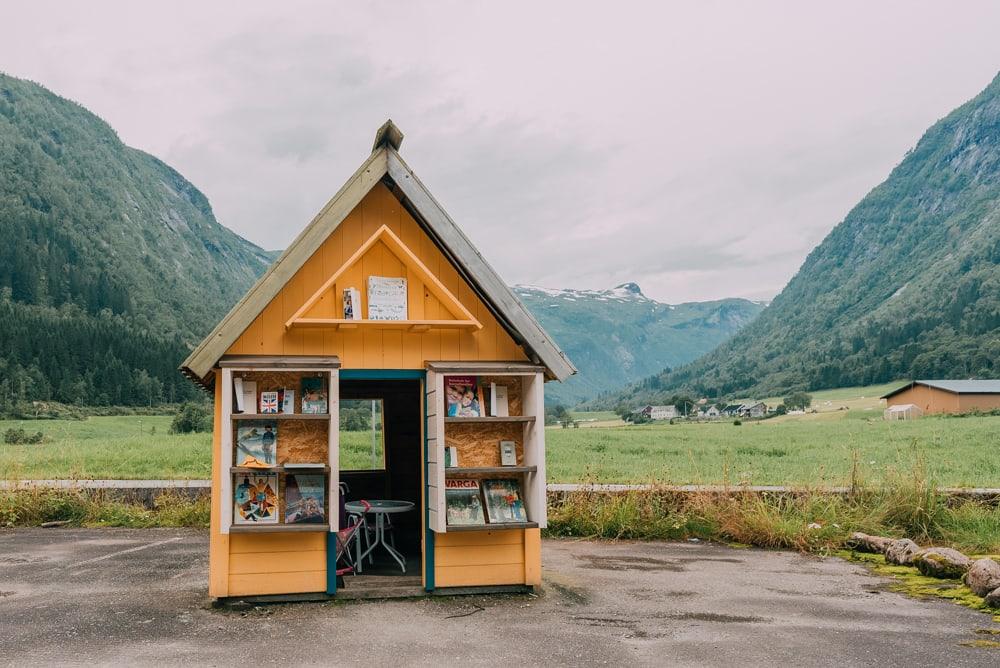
left=219, top=359, right=340, bottom=535
left=425, top=364, right=547, bottom=533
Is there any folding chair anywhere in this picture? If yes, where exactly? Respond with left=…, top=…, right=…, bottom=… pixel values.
left=334, top=499, right=370, bottom=578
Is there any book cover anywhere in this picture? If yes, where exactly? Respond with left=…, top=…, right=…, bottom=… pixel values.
left=240, top=380, right=257, bottom=415
left=301, top=377, right=328, bottom=414
left=445, top=376, right=482, bottom=417
left=445, top=478, right=485, bottom=526
left=493, top=384, right=509, bottom=417
left=482, top=479, right=528, bottom=523
left=367, top=276, right=408, bottom=320
left=343, top=287, right=361, bottom=320
left=235, top=421, right=277, bottom=466
left=233, top=472, right=278, bottom=524
left=259, top=391, right=279, bottom=414
left=499, top=440, right=517, bottom=466
left=280, top=389, right=295, bottom=414
left=285, top=474, right=326, bottom=524
left=233, top=377, right=245, bottom=413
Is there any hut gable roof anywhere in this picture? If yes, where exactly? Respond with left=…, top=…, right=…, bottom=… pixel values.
left=881, top=379, right=1000, bottom=399
left=181, top=121, right=575, bottom=386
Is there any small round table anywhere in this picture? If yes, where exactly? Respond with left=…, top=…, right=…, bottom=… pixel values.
left=345, top=500, right=414, bottom=573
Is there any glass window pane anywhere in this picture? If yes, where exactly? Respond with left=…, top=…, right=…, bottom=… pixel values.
left=339, top=399, right=386, bottom=470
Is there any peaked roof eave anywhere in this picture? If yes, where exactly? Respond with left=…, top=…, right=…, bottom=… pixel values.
left=181, top=125, right=575, bottom=386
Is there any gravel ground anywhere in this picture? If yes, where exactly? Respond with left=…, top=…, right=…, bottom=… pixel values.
left=1, top=528, right=998, bottom=667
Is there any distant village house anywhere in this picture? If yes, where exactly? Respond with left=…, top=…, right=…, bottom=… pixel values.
left=634, top=405, right=679, bottom=420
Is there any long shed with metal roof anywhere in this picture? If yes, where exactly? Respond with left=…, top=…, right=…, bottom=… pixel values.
left=881, top=380, right=1000, bottom=415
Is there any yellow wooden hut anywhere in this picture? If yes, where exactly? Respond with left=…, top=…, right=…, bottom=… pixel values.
left=181, top=121, right=575, bottom=601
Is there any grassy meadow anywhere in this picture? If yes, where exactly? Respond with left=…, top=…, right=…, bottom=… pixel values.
left=2, top=382, right=998, bottom=487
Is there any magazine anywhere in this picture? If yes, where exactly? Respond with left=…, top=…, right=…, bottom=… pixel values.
left=445, top=376, right=483, bottom=417
left=235, top=420, right=277, bottom=466
left=285, top=474, right=326, bottom=524
left=233, top=472, right=278, bottom=524
left=482, top=479, right=528, bottom=524
left=301, top=377, right=328, bottom=414
left=445, top=478, right=485, bottom=526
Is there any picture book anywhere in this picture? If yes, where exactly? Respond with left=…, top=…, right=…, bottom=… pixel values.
left=499, top=440, right=517, bottom=466
left=367, top=276, right=408, bottom=320
left=445, top=479, right=485, bottom=526
left=445, top=376, right=482, bottom=417
left=301, top=377, right=328, bottom=414
left=259, top=391, right=279, bottom=414
left=233, top=472, right=278, bottom=524
left=284, top=474, right=326, bottom=524
left=235, top=421, right=277, bottom=466
left=343, top=287, right=361, bottom=320
left=490, top=383, right=509, bottom=417
left=280, top=389, right=295, bottom=414
left=482, top=479, right=528, bottom=524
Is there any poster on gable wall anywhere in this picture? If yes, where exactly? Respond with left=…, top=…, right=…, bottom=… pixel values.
left=367, top=276, right=408, bottom=320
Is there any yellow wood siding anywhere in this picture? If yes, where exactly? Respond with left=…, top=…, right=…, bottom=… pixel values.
left=226, top=183, right=528, bottom=366
left=227, top=533, right=327, bottom=596
left=434, top=529, right=529, bottom=587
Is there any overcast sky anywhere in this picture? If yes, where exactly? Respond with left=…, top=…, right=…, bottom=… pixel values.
left=4, top=1, right=1000, bottom=302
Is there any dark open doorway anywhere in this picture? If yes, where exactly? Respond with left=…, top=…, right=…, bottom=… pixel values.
left=338, top=379, right=422, bottom=580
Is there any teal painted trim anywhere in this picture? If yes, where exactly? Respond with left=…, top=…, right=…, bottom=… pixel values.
left=423, top=376, right=435, bottom=591
left=326, top=532, right=337, bottom=595
left=339, top=369, right=426, bottom=380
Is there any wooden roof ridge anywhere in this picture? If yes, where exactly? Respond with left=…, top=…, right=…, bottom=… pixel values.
left=180, top=121, right=576, bottom=387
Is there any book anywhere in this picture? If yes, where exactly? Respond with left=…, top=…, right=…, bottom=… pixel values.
left=343, top=287, right=361, bottom=320
left=490, top=383, right=509, bottom=417
left=235, top=420, right=277, bottom=466
left=445, top=376, right=482, bottom=417
left=285, top=474, right=326, bottom=524
left=367, top=276, right=408, bottom=320
left=240, top=380, right=257, bottom=415
left=445, top=479, right=485, bottom=526
left=482, top=479, right=528, bottom=524
left=259, top=391, right=279, bottom=414
left=301, top=377, right=328, bottom=414
left=233, top=377, right=245, bottom=413
left=280, top=389, right=295, bottom=414
left=499, top=440, right=517, bottom=466
left=233, top=472, right=278, bottom=524
left=443, top=445, right=458, bottom=468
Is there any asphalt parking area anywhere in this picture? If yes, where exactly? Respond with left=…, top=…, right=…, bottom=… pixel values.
left=1, top=528, right=997, bottom=666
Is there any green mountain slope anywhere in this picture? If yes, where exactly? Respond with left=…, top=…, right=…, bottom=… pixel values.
left=605, top=72, right=1000, bottom=407
left=514, top=283, right=764, bottom=405
left=0, top=73, right=272, bottom=408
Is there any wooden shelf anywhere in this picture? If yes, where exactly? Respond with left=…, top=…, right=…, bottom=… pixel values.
left=231, top=465, right=330, bottom=474
left=230, top=524, right=329, bottom=534
left=289, top=318, right=480, bottom=332
left=444, top=416, right=535, bottom=424
left=232, top=413, right=330, bottom=420
left=445, top=466, right=537, bottom=475
left=446, top=522, right=539, bottom=532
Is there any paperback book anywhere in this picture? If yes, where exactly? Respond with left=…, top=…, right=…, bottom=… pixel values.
left=233, top=472, right=278, bottom=524
left=445, top=478, right=485, bottom=526
left=343, top=287, right=362, bottom=320
left=489, top=383, right=509, bottom=417
left=285, top=474, right=326, bottom=524
left=482, top=479, right=528, bottom=524
left=239, top=379, right=257, bottom=415
left=499, top=440, right=517, bottom=466
left=235, top=421, right=277, bottom=466
left=280, top=388, right=295, bottom=414
left=445, top=376, right=484, bottom=417
left=259, top=391, right=279, bottom=414
left=301, top=377, right=328, bottom=414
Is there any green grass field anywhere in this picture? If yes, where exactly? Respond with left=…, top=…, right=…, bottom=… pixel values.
left=2, top=382, right=999, bottom=486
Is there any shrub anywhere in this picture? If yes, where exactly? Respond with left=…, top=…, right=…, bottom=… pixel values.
left=3, top=428, right=44, bottom=444
left=169, top=402, right=213, bottom=434
left=733, top=419, right=742, bottom=426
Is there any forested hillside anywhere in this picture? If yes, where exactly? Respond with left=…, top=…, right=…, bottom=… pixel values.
left=605, top=72, right=1000, bottom=407
left=514, top=284, right=763, bottom=405
left=0, top=73, right=272, bottom=410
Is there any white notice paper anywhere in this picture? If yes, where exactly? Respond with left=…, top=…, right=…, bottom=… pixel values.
left=367, top=276, right=408, bottom=320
